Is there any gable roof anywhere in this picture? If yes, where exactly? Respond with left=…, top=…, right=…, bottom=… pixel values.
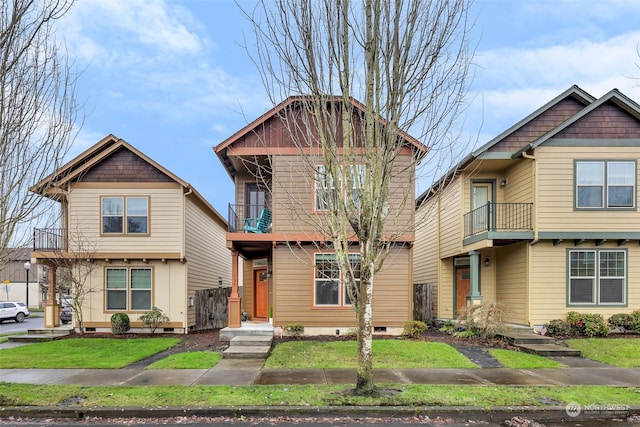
left=214, top=96, right=428, bottom=179
left=30, top=134, right=226, bottom=226
left=417, top=85, right=596, bottom=205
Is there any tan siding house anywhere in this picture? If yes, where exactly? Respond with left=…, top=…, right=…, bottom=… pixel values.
left=415, top=85, right=640, bottom=327
left=30, top=135, right=230, bottom=333
left=215, top=97, right=425, bottom=335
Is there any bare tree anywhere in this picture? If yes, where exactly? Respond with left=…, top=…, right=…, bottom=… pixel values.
left=0, top=0, right=80, bottom=264
left=244, top=0, right=473, bottom=395
left=45, top=225, right=100, bottom=336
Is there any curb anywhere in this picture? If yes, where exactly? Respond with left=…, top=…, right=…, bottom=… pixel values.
left=1, top=405, right=638, bottom=422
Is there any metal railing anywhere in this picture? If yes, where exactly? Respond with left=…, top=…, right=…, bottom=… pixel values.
left=463, top=202, right=533, bottom=238
left=228, top=204, right=272, bottom=233
left=33, top=228, right=67, bottom=251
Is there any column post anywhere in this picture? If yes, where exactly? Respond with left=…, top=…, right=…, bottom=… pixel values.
left=467, top=250, right=483, bottom=306
left=44, top=265, right=60, bottom=328
left=227, top=250, right=242, bottom=328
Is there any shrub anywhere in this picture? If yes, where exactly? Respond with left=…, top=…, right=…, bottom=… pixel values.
left=402, top=320, right=427, bottom=338
left=544, top=319, right=573, bottom=337
left=566, top=311, right=609, bottom=337
left=284, top=323, right=304, bottom=337
left=453, top=329, right=475, bottom=339
left=139, top=307, right=170, bottom=333
left=439, top=320, right=456, bottom=334
left=110, top=313, right=130, bottom=335
left=457, top=302, right=507, bottom=339
left=630, top=310, right=640, bottom=332
left=607, top=313, right=634, bottom=332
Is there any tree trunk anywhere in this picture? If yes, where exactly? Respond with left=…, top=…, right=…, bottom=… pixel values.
left=355, top=274, right=375, bottom=395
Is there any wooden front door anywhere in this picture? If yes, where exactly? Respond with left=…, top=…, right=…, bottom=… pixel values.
left=456, top=267, right=471, bottom=316
left=254, top=268, right=269, bottom=320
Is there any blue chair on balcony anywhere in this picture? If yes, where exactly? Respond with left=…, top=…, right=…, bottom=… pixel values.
left=244, top=208, right=272, bottom=233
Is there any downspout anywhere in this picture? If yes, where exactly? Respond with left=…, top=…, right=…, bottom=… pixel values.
left=521, top=151, right=536, bottom=326
left=183, top=186, right=193, bottom=332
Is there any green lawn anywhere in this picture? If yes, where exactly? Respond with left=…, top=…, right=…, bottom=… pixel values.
left=265, top=340, right=478, bottom=368
left=488, top=349, right=565, bottom=369
left=566, top=338, right=640, bottom=367
left=1, top=383, right=639, bottom=408
left=146, top=351, right=221, bottom=369
left=0, top=338, right=180, bottom=368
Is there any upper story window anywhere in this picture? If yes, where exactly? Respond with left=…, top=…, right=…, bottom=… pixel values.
left=576, top=160, right=636, bottom=209
left=314, top=165, right=365, bottom=211
left=102, top=197, right=149, bottom=235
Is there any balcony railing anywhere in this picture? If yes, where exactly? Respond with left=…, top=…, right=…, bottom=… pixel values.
left=463, top=202, right=533, bottom=238
left=33, top=228, right=67, bottom=251
left=228, top=204, right=272, bottom=233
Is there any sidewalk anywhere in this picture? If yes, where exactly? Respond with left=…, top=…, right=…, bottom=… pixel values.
left=2, top=356, right=640, bottom=386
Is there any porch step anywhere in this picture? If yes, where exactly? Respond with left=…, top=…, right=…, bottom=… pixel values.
left=229, top=335, right=273, bottom=347
left=516, top=343, right=581, bottom=357
left=219, top=323, right=275, bottom=341
left=223, top=345, right=271, bottom=359
left=7, top=326, right=73, bottom=343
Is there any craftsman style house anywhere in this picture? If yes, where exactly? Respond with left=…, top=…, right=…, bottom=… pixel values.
left=414, top=85, right=640, bottom=327
left=215, top=97, right=426, bottom=335
left=30, top=135, right=231, bottom=332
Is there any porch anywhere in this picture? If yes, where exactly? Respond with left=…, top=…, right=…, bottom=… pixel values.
left=463, top=202, right=534, bottom=246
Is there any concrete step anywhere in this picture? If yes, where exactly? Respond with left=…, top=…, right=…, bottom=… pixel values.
left=27, top=328, right=72, bottom=335
left=230, top=335, right=273, bottom=347
left=516, top=343, right=581, bottom=357
left=8, top=333, right=70, bottom=343
left=504, top=333, right=555, bottom=345
left=223, top=345, right=271, bottom=359
left=219, top=324, right=275, bottom=341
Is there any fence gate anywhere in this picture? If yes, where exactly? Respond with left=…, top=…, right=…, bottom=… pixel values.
left=194, top=288, right=231, bottom=330
left=413, top=283, right=434, bottom=322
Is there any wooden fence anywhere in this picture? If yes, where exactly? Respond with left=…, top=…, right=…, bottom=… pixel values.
left=413, top=283, right=435, bottom=322
left=194, top=287, right=231, bottom=330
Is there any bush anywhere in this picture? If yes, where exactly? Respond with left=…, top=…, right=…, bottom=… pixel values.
left=439, top=320, right=456, bottom=334
left=139, top=307, right=170, bottom=333
left=457, top=302, right=506, bottom=339
left=544, top=319, right=573, bottom=337
left=453, top=329, right=475, bottom=339
left=566, top=311, right=609, bottom=337
left=110, top=313, right=130, bottom=335
left=284, top=323, right=304, bottom=337
left=607, top=313, right=634, bottom=332
left=630, top=310, right=640, bottom=332
left=402, top=320, right=427, bottom=338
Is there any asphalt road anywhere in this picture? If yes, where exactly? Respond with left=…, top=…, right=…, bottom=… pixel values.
left=0, top=314, right=43, bottom=333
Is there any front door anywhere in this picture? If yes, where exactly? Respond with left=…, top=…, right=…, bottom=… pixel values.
left=254, top=268, right=269, bottom=320
left=455, top=267, right=470, bottom=316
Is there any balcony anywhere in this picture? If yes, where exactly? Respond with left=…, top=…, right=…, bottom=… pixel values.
left=33, top=228, right=66, bottom=251
left=228, top=204, right=272, bottom=233
left=463, top=202, right=534, bottom=244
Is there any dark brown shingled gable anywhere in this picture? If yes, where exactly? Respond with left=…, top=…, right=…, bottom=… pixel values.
left=76, top=147, right=174, bottom=183
left=556, top=101, right=640, bottom=139
left=488, top=97, right=587, bottom=153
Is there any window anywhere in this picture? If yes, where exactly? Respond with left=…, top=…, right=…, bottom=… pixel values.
left=568, top=250, right=626, bottom=305
left=106, top=267, right=152, bottom=311
left=349, top=165, right=365, bottom=209
left=576, top=161, right=635, bottom=209
left=314, top=253, right=360, bottom=307
left=315, top=166, right=339, bottom=211
left=102, top=197, right=149, bottom=234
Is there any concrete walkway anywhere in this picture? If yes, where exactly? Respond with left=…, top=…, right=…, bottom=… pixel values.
left=2, top=357, right=640, bottom=387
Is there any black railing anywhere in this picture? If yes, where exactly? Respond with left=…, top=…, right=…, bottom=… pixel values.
left=228, top=204, right=272, bottom=233
left=33, top=228, right=66, bottom=251
left=464, top=202, right=533, bottom=238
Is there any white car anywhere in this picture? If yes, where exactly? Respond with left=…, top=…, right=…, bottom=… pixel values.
left=0, top=301, right=30, bottom=323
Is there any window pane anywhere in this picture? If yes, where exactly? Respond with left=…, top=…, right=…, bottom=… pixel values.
left=608, top=186, right=633, bottom=207
left=127, top=217, right=148, bottom=233
left=103, top=217, right=123, bottom=233
left=131, top=290, right=151, bottom=310
left=315, top=280, right=339, bottom=305
left=315, top=166, right=338, bottom=210
left=570, top=251, right=595, bottom=277
left=570, top=278, right=595, bottom=303
left=576, top=162, right=604, bottom=185
left=350, top=165, right=365, bottom=209
left=130, top=268, right=151, bottom=289
left=608, top=162, right=634, bottom=185
left=577, top=187, right=603, bottom=208
left=127, top=197, right=148, bottom=215
left=107, top=290, right=126, bottom=310
left=600, top=279, right=624, bottom=303
left=600, top=251, right=625, bottom=277
left=102, top=197, right=123, bottom=233
left=106, top=268, right=127, bottom=289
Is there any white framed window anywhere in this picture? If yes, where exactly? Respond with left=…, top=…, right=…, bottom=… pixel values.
left=314, top=253, right=361, bottom=307
left=568, top=249, right=626, bottom=305
left=315, top=166, right=339, bottom=211
left=349, top=165, right=365, bottom=209
left=102, top=196, right=149, bottom=234
left=106, top=267, right=152, bottom=311
left=576, top=161, right=635, bottom=209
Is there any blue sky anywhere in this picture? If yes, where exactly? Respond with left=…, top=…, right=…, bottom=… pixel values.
left=59, top=0, right=640, bottom=215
